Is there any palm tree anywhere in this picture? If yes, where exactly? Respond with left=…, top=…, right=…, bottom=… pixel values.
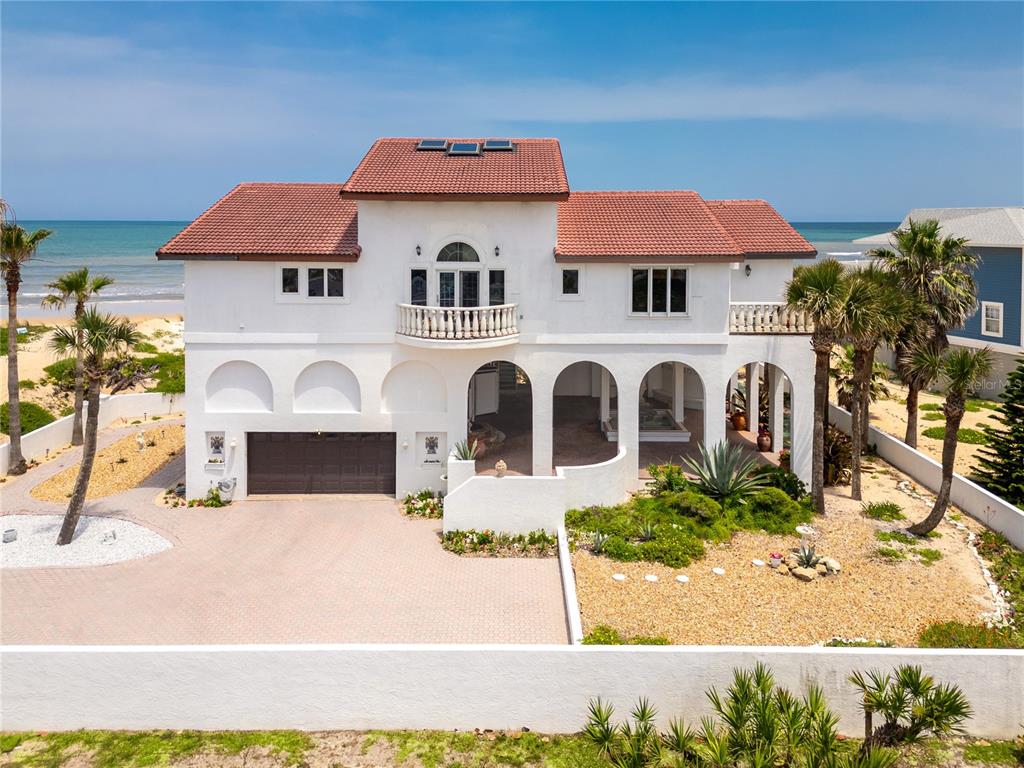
left=841, top=267, right=910, bottom=499
left=41, top=268, right=115, bottom=446
left=907, top=347, right=992, bottom=536
left=872, top=219, right=979, bottom=448
left=785, top=259, right=850, bottom=514
left=50, top=308, right=141, bottom=545
left=1, top=222, right=53, bottom=475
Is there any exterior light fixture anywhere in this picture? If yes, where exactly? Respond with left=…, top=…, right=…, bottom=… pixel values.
left=494, top=245, right=500, bottom=258
left=415, top=245, right=421, bottom=256
left=229, top=437, right=238, bottom=449
left=745, top=264, right=752, bottom=277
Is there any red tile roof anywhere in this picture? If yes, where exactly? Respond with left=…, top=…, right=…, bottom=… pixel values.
left=156, top=183, right=359, bottom=261
left=555, top=191, right=814, bottom=262
left=340, top=138, right=569, bottom=200
left=704, top=199, right=817, bottom=257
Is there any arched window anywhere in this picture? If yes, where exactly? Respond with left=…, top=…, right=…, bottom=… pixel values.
left=437, top=242, right=480, bottom=262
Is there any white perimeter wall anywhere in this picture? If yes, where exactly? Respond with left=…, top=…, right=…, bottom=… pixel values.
left=3, top=645, right=1021, bottom=738
left=829, top=404, right=1024, bottom=550
left=0, top=392, right=183, bottom=475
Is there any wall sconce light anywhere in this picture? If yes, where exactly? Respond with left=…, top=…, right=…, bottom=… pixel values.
left=229, top=437, right=238, bottom=449
left=494, top=245, right=500, bottom=258
left=415, top=245, right=421, bottom=256
left=402, top=440, right=409, bottom=450
left=744, top=264, right=752, bottom=277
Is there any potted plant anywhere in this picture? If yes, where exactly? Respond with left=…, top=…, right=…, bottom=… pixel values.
left=730, top=390, right=748, bottom=431
left=779, top=449, right=791, bottom=471
left=768, top=552, right=784, bottom=568
left=757, top=426, right=772, bottom=452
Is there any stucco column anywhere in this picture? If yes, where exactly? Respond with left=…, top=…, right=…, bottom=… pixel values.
left=789, top=371, right=814, bottom=485
left=672, top=363, right=686, bottom=423
left=767, top=363, right=786, bottom=451
left=703, top=375, right=727, bottom=450
left=746, top=362, right=761, bottom=431
left=532, top=375, right=554, bottom=476
left=616, top=376, right=641, bottom=482
left=599, top=367, right=611, bottom=423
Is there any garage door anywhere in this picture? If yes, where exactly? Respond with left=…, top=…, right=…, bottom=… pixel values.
left=247, top=432, right=396, bottom=494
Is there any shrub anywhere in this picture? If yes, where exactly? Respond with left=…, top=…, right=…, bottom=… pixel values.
left=645, top=463, right=691, bottom=494
left=825, top=637, right=893, bottom=648
left=0, top=401, right=56, bottom=435
left=750, top=464, right=807, bottom=500
left=42, top=357, right=77, bottom=391
left=921, top=426, right=990, bottom=445
left=917, top=548, right=942, bottom=565
left=874, top=530, right=917, bottom=546
left=441, top=529, right=556, bottom=557
left=145, top=352, right=185, bottom=394
left=658, top=489, right=722, bottom=521
left=582, top=625, right=670, bottom=645
left=824, top=426, right=852, bottom=486
left=135, top=341, right=159, bottom=354
left=875, top=546, right=905, bottom=561
left=919, top=402, right=942, bottom=411
left=918, top=621, right=1021, bottom=649
left=922, top=412, right=945, bottom=421
left=849, top=665, right=972, bottom=745
left=739, top=487, right=812, bottom=534
left=401, top=489, right=443, bottom=518
left=862, top=501, right=905, bottom=522
left=18, top=379, right=36, bottom=390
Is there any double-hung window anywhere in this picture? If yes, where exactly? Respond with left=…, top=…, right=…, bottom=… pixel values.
left=981, top=301, right=1004, bottom=337
left=630, top=267, right=687, bottom=315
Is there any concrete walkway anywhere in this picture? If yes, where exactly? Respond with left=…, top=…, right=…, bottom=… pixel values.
left=1, top=426, right=569, bottom=646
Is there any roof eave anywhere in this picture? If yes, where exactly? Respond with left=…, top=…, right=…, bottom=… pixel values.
left=156, top=248, right=361, bottom=262
left=340, top=190, right=570, bottom=202
left=553, top=252, right=743, bottom=264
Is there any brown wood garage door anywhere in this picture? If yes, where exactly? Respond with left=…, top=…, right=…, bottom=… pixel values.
left=247, top=432, right=396, bottom=494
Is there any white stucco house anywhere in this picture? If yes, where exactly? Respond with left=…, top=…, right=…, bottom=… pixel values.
left=158, top=137, right=817, bottom=522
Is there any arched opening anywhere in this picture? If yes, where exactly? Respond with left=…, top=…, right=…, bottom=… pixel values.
left=205, top=361, right=273, bottom=413
left=293, top=361, right=360, bottom=413
left=636, top=362, right=705, bottom=472
left=552, top=361, right=618, bottom=467
left=726, top=361, right=792, bottom=464
left=467, top=361, right=532, bottom=475
left=382, top=361, right=447, bottom=413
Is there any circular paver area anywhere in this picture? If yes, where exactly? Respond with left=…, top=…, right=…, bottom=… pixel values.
left=0, top=515, right=172, bottom=569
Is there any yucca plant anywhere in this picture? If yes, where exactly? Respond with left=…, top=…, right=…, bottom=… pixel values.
left=795, top=543, right=821, bottom=568
left=639, top=522, right=657, bottom=542
left=591, top=531, right=610, bottom=554
left=849, top=665, right=972, bottom=747
left=683, top=441, right=766, bottom=510
left=452, top=438, right=479, bottom=461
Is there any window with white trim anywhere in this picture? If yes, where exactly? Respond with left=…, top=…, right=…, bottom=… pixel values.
left=981, top=301, right=1003, bottom=337
left=277, top=264, right=348, bottom=303
left=629, top=267, right=687, bottom=315
left=561, top=268, right=580, bottom=295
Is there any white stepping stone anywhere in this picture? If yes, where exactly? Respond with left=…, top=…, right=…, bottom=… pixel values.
left=676, top=575, right=689, bottom=584
left=712, top=567, right=726, bottom=576
left=644, top=574, right=658, bottom=582
left=751, top=559, right=766, bottom=567
left=612, top=573, right=626, bottom=582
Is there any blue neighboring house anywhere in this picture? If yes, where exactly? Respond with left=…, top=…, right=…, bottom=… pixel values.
left=856, top=207, right=1024, bottom=399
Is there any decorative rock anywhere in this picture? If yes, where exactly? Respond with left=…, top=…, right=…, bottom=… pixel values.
left=751, top=559, right=766, bottom=567
left=644, top=574, right=659, bottom=582
left=815, top=563, right=828, bottom=576
left=675, top=575, right=689, bottom=583
left=612, top=573, right=626, bottom=582
left=2, top=529, right=16, bottom=544
left=824, top=557, right=842, bottom=573
left=777, top=564, right=790, bottom=576
left=792, top=566, right=817, bottom=582
left=712, top=567, right=726, bottom=576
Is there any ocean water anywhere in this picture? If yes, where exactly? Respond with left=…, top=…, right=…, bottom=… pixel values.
left=4, top=219, right=897, bottom=314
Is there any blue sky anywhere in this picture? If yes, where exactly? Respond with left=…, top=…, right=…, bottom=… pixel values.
left=2, top=1, right=1022, bottom=221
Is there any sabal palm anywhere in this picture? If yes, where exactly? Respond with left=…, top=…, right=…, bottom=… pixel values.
left=907, top=347, right=992, bottom=535
left=785, top=259, right=850, bottom=513
left=41, top=268, right=115, bottom=446
left=1, top=223, right=53, bottom=474
left=50, top=308, right=141, bottom=545
left=872, top=219, right=979, bottom=447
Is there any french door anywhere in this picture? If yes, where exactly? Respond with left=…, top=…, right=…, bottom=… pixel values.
left=438, top=270, right=481, bottom=308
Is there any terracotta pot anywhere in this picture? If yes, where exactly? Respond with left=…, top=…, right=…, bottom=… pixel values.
left=757, top=431, right=772, bottom=452
left=731, top=413, right=747, bottom=431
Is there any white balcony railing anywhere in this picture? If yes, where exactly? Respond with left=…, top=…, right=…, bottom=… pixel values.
left=729, top=302, right=813, bottom=334
left=397, top=303, right=519, bottom=342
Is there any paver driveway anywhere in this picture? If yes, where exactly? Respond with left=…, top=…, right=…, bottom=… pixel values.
left=1, top=430, right=569, bottom=645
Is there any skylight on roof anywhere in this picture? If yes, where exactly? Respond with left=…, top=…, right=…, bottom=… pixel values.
left=416, top=139, right=448, bottom=151
left=483, top=139, right=514, bottom=151
left=447, top=142, right=481, bottom=156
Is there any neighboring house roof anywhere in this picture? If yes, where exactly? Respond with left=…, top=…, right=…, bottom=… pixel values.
left=854, top=207, right=1024, bottom=249
left=340, top=138, right=569, bottom=200
left=554, top=191, right=815, bottom=262
left=157, top=183, right=359, bottom=261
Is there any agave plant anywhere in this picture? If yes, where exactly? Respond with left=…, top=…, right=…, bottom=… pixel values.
left=639, top=522, right=657, bottom=542
left=849, top=665, right=972, bottom=747
left=451, top=439, right=479, bottom=461
left=683, top=441, right=766, bottom=510
left=795, top=543, right=821, bottom=568
left=591, top=531, right=610, bottom=554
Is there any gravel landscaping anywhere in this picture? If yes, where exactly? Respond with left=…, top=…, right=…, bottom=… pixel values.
left=572, top=459, right=995, bottom=646
left=0, top=514, right=172, bottom=569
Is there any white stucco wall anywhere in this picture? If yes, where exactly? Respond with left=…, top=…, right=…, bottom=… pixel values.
left=4, top=645, right=1021, bottom=737
left=730, top=259, right=796, bottom=303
